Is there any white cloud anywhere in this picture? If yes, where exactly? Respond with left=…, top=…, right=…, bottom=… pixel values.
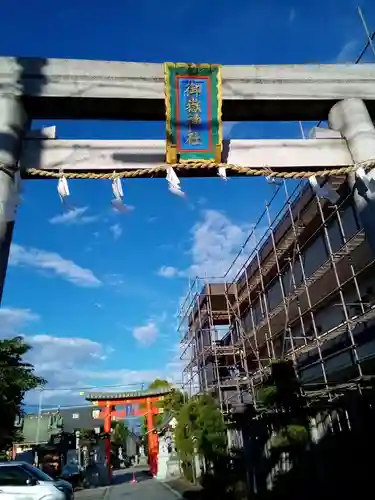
left=0, top=307, right=183, bottom=407
left=132, top=321, right=158, bottom=346
left=10, top=244, right=102, bottom=288
left=26, top=335, right=109, bottom=388
left=183, top=209, right=254, bottom=279
left=109, top=223, right=123, bottom=241
left=0, top=307, right=39, bottom=335
left=49, top=207, right=99, bottom=225
left=157, top=210, right=258, bottom=281
left=0, top=308, right=107, bottom=400
left=157, top=265, right=179, bottom=278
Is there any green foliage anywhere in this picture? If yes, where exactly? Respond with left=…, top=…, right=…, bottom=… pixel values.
left=158, top=388, right=185, bottom=415
left=78, top=428, right=96, bottom=441
left=270, top=424, right=309, bottom=450
left=258, top=360, right=305, bottom=411
left=0, top=337, right=46, bottom=451
left=259, top=360, right=309, bottom=452
left=174, top=400, right=195, bottom=459
left=139, top=379, right=171, bottom=453
left=111, top=421, right=129, bottom=446
left=175, top=394, right=227, bottom=462
left=257, top=385, right=278, bottom=408
left=140, top=379, right=182, bottom=439
left=147, top=379, right=185, bottom=419
left=147, top=379, right=170, bottom=390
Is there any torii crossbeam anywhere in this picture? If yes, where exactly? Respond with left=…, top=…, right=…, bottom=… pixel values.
left=20, top=132, right=357, bottom=179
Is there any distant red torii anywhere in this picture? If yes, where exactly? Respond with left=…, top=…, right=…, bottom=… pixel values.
left=84, top=387, right=171, bottom=478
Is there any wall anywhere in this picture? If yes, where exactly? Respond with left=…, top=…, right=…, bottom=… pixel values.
left=58, top=406, right=103, bottom=433
left=22, top=415, right=51, bottom=444
left=297, top=269, right=375, bottom=384
left=21, top=406, right=105, bottom=445
left=240, top=203, right=361, bottom=336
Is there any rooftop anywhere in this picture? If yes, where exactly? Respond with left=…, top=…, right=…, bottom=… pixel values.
left=84, top=386, right=172, bottom=401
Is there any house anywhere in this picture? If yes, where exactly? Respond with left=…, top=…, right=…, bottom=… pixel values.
left=15, top=405, right=138, bottom=458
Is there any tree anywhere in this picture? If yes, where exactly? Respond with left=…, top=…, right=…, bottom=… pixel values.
left=0, top=337, right=46, bottom=451
left=140, top=379, right=172, bottom=438
left=78, top=428, right=96, bottom=441
left=111, top=421, right=129, bottom=447
left=146, top=379, right=184, bottom=415
left=175, top=394, right=227, bottom=463
left=139, top=379, right=185, bottom=456
left=159, top=388, right=185, bottom=415
left=147, top=379, right=170, bottom=391
left=257, top=360, right=309, bottom=452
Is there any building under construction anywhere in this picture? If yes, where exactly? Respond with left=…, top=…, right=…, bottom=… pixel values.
left=178, top=176, right=375, bottom=413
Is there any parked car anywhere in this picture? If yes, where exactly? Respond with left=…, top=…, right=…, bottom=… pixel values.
left=0, top=461, right=74, bottom=499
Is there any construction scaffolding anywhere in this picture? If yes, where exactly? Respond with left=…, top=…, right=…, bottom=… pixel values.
left=178, top=176, right=375, bottom=414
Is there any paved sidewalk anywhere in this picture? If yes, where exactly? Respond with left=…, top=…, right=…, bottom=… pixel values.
left=75, top=467, right=179, bottom=500
left=75, top=486, right=109, bottom=500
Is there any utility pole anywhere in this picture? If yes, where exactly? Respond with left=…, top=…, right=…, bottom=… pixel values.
left=34, top=388, right=43, bottom=467
left=75, top=430, right=81, bottom=467
left=35, top=389, right=43, bottom=445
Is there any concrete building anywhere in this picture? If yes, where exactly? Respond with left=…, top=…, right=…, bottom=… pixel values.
left=17, top=406, right=138, bottom=457
left=179, top=175, right=375, bottom=412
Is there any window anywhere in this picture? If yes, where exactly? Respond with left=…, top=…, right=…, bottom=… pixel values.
left=0, top=466, right=31, bottom=486
left=72, top=413, right=79, bottom=419
left=20, top=463, right=53, bottom=482
left=92, top=410, right=100, bottom=419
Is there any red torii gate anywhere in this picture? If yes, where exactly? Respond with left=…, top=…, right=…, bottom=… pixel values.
left=84, top=387, right=170, bottom=477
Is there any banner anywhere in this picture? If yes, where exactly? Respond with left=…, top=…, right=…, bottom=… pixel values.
left=164, top=63, right=222, bottom=164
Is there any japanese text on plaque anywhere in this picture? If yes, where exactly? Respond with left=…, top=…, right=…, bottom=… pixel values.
left=184, top=80, right=202, bottom=146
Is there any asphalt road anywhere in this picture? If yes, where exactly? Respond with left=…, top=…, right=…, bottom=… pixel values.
left=75, top=467, right=179, bottom=500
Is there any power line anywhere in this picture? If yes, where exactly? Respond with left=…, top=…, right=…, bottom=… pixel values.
left=24, top=404, right=147, bottom=416
left=25, top=403, right=94, bottom=409
left=355, top=30, right=375, bottom=63
left=29, top=380, right=185, bottom=392
left=357, top=7, right=375, bottom=59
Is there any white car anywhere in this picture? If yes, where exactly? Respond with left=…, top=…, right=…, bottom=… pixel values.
left=0, top=461, right=74, bottom=499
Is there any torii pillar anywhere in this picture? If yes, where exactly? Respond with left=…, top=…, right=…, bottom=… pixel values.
left=0, top=96, right=28, bottom=303
left=329, top=98, right=375, bottom=253
left=100, top=399, right=159, bottom=478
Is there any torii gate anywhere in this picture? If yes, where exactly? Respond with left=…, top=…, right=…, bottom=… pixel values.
left=84, top=387, right=170, bottom=477
left=1, top=57, right=375, bottom=301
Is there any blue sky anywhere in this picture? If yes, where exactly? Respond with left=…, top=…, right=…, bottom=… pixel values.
left=0, top=0, right=374, bottom=410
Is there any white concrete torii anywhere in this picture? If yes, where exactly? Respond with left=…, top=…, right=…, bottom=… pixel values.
left=1, top=57, right=375, bottom=303
left=19, top=131, right=352, bottom=176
